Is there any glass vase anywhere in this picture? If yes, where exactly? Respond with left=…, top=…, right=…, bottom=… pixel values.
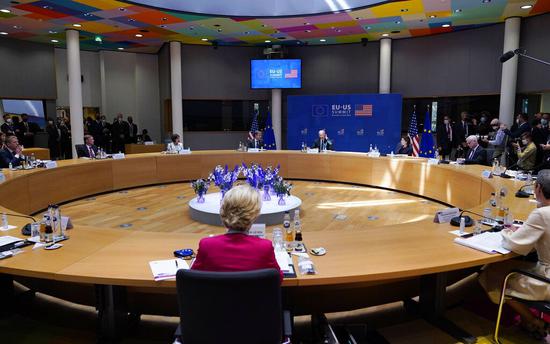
left=277, top=194, right=286, bottom=206
left=263, top=185, right=271, bottom=201
left=197, top=192, right=205, bottom=203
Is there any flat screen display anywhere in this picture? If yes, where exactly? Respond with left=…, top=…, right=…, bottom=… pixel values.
left=2, top=99, right=45, bottom=118
left=251, top=59, right=301, bottom=89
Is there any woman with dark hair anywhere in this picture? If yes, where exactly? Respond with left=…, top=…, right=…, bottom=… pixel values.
left=397, top=136, right=413, bottom=156
left=166, top=133, right=183, bottom=153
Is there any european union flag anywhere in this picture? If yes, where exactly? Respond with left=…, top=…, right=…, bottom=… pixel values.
left=419, top=106, right=436, bottom=158
left=263, top=110, right=276, bottom=150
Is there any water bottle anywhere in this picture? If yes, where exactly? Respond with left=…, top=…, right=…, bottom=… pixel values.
left=434, top=150, right=439, bottom=160
left=54, top=204, right=64, bottom=237
left=374, top=145, right=378, bottom=153
left=1, top=213, right=7, bottom=229
left=369, top=144, right=373, bottom=153
left=283, top=211, right=293, bottom=251
left=459, top=217, right=466, bottom=235
left=301, top=142, right=306, bottom=152
left=30, top=153, right=36, bottom=166
left=526, top=172, right=533, bottom=194
left=390, top=151, right=394, bottom=158
left=492, top=158, right=499, bottom=175
left=293, top=209, right=302, bottom=250
left=474, top=219, right=482, bottom=235
left=272, top=227, right=284, bottom=252
left=8, top=162, right=12, bottom=170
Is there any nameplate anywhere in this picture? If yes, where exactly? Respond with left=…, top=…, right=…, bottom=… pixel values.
left=112, top=153, right=125, bottom=159
left=178, top=149, right=191, bottom=155
left=0, top=173, right=5, bottom=182
left=247, top=148, right=260, bottom=153
left=306, top=149, right=319, bottom=154
left=249, top=224, right=266, bottom=239
left=45, top=161, right=57, bottom=169
left=367, top=152, right=381, bottom=157
left=428, top=158, right=439, bottom=165
left=481, top=170, right=493, bottom=179
left=144, top=141, right=154, bottom=145
left=433, top=207, right=460, bottom=223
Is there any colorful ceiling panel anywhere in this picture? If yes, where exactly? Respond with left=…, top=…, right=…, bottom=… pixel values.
left=0, top=0, right=546, bottom=53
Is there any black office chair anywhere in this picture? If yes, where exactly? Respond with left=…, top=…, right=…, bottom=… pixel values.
left=175, top=268, right=291, bottom=344
left=494, top=269, right=550, bottom=344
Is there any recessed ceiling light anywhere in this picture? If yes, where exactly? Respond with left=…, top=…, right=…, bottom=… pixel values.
left=442, top=24, right=450, bottom=28
left=336, top=29, right=342, bottom=33
left=305, top=30, right=311, bottom=33
left=400, top=9, right=409, bottom=12
left=430, top=15, right=436, bottom=18
left=42, top=5, right=52, bottom=10
left=51, top=39, right=59, bottom=43
left=135, top=33, right=143, bottom=37
left=162, top=17, right=168, bottom=21
left=0, top=9, right=11, bottom=13
left=118, top=47, right=124, bottom=50
left=297, top=41, right=301, bottom=44
left=320, top=39, right=326, bottom=42
left=382, top=33, right=389, bottom=37
left=48, top=30, right=57, bottom=34
left=265, top=40, right=271, bottom=43
left=455, top=9, right=462, bottom=13
left=128, top=18, right=135, bottom=22
left=395, top=21, right=401, bottom=24
left=201, top=38, right=208, bottom=41
left=72, top=23, right=82, bottom=28
left=261, top=24, right=267, bottom=27
left=345, top=9, right=351, bottom=12
left=521, top=5, right=533, bottom=9
left=482, top=0, right=491, bottom=3
left=0, top=32, right=7, bottom=35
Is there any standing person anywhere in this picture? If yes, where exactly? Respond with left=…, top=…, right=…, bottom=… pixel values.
left=455, top=112, right=472, bottom=159
left=127, top=116, right=138, bottom=144
left=476, top=112, right=491, bottom=136
left=481, top=119, right=507, bottom=164
left=1, top=115, right=15, bottom=135
left=437, top=115, right=457, bottom=160
left=59, top=116, right=72, bottom=159
left=12, top=116, right=22, bottom=144
left=111, top=114, right=129, bottom=153
left=46, top=118, right=60, bottom=160
left=98, top=115, right=111, bottom=152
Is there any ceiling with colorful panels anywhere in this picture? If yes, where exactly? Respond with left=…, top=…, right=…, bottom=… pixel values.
left=0, top=0, right=548, bottom=53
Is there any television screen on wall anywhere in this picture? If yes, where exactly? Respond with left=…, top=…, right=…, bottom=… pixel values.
left=251, top=59, right=302, bottom=89
left=2, top=99, right=45, bottom=118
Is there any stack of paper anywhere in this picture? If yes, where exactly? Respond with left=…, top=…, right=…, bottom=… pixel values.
left=149, top=259, right=190, bottom=281
left=454, top=232, right=511, bottom=254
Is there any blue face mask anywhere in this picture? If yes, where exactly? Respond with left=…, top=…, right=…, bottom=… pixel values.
left=542, top=119, right=548, bottom=126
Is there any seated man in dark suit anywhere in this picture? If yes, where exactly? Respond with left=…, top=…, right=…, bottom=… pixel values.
left=312, top=129, right=333, bottom=151
left=75, top=135, right=99, bottom=158
left=0, top=135, right=25, bottom=168
left=247, top=131, right=264, bottom=149
left=464, top=135, right=488, bottom=165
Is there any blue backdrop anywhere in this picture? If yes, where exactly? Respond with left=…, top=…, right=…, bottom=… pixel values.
left=287, top=94, right=402, bottom=153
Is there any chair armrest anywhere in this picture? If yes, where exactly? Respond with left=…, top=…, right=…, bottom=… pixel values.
left=511, top=269, right=550, bottom=284
left=283, top=310, right=292, bottom=337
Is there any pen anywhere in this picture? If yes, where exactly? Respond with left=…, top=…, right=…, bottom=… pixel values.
left=175, top=259, right=179, bottom=268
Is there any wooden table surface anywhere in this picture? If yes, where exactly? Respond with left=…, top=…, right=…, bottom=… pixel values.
left=124, top=143, right=165, bottom=154
left=0, top=151, right=535, bottom=289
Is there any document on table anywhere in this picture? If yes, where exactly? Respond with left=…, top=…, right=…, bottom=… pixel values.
left=149, top=259, right=190, bottom=281
left=0, top=235, right=24, bottom=247
left=275, top=251, right=296, bottom=278
left=454, top=232, right=511, bottom=254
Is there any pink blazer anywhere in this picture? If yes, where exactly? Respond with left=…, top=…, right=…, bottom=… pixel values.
left=191, top=233, right=283, bottom=283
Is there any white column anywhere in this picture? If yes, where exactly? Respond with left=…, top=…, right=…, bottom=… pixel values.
left=271, top=89, right=282, bottom=150
left=379, top=38, right=392, bottom=94
left=169, top=41, right=183, bottom=137
left=498, top=17, right=521, bottom=126
left=66, top=29, right=84, bottom=158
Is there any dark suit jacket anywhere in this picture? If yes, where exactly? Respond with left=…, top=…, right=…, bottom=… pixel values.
left=191, top=233, right=283, bottom=283
left=312, top=138, right=333, bottom=151
left=464, top=145, right=488, bottom=165
left=128, top=123, right=138, bottom=143
left=247, top=139, right=264, bottom=149
left=0, top=148, right=24, bottom=168
left=1, top=123, right=15, bottom=135
left=397, top=145, right=413, bottom=156
left=505, top=122, right=531, bottom=139
left=75, top=144, right=99, bottom=158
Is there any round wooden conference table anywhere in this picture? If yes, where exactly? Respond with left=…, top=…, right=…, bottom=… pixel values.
left=0, top=151, right=536, bottom=341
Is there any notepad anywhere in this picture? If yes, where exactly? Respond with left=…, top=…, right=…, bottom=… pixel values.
left=149, top=259, right=190, bottom=281
left=454, top=232, right=511, bottom=254
left=0, top=235, right=23, bottom=247
left=275, top=251, right=296, bottom=277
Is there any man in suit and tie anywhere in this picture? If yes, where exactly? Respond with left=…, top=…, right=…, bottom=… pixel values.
left=76, top=135, right=99, bottom=159
left=312, top=129, right=333, bottom=151
left=0, top=135, right=25, bottom=168
left=247, top=131, right=264, bottom=149
left=127, top=116, right=138, bottom=144
left=437, top=115, right=458, bottom=160
left=18, top=113, right=40, bottom=147
left=464, top=135, right=488, bottom=165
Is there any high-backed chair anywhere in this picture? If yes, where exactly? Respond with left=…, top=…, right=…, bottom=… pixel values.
left=175, top=268, right=291, bottom=344
left=494, top=269, right=550, bottom=343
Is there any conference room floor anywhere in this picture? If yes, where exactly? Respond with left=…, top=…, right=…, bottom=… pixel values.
left=56, top=180, right=443, bottom=234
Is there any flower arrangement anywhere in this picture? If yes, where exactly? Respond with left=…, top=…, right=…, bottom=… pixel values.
left=272, top=177, right=293, bottom=205
left=190, top=178, right=210, bottom=203
left=209, top=165, right=241, bottom=196
left=241, top=163, right=264, bottom=189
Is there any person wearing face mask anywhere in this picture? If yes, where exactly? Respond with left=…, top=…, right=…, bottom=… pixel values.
left=1, top=115, right=15, bottom=135
left=481, top=119, right=507, bottom=163
left=437, top=115, right=457, bottom=160
left=530, top=119, right=548, bottom=165
left=513, top=132, right=536, bottom=171
left=479, top=169, right=550, bottom=339
left=111, top=114, right=130, bottom=153
left=476, top=112, right=491, bottom=136
left=505, top=113, right=531, bottom=139
left=97, top=115, right=111, bottom=152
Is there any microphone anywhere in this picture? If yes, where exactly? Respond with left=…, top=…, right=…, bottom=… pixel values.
left=498, top=162, right=518, bottom=178
left=500, top=50, right=515, bottom=63
left=450, top=209, right=502, bottom=227
left=516, top=183, right=534, bottom=198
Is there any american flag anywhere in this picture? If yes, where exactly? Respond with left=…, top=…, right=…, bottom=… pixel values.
left=249, top=106, right=259, bottom=140
left=284, top=69, right=298, bottom=78
left=408, top=106, right=420, bottom=157
left=355, top=104, right=373, bottom=116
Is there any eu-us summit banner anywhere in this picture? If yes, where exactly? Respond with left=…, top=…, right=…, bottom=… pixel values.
left=287, top=94, right=402, bottom=153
